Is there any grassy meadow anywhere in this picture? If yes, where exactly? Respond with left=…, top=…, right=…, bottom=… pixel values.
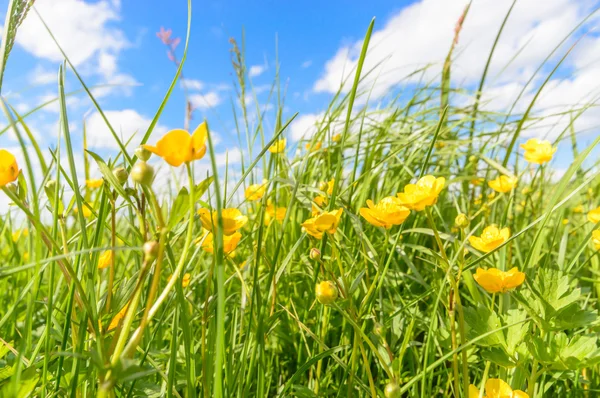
left=2, top=1, right=600, bottom=397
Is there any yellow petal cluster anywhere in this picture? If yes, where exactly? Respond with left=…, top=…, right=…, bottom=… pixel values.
left=520, top=138, right=556, bottom=165
left=469, top=378, right=528, bottom=398
left=302, top=208, right=343, bottom=239
left=0, top=149, right=19, bottom=187
left=245, top=180, right=268, bottom=201
left=265, top=203, right=286, bottom=225
left=315, top=281, right=338, bottom=304
left=198, top=208, right=248, bottom=236
left=360, top=197, right=410, bottom=229
left=396, top=175, right=445, bottom=211
left=143, top=122, right=207, bottom=167
left=469, top=225, right=510, bottom=253
left=86, top=179, right=104, bottom=189
left=488, top=175, right=517, bottom=193
left=587, top=206, right=600, bottom=224
left=306, top=141, right=322, bottom=152
left=473, top=267, right=525, bottom=293
left=97, top=251, right=113, bottom=269
left=200, top=231, right=242, bottom=254
left=269, top=138, right=286, bottom=153
left=167, top=272, right=192, bottom=288
left=107, top=301, right=130, bottom=331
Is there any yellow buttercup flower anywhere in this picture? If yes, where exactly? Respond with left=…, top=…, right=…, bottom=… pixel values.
left=592, top=230, right=600, bottom=250
left=269, top=138, right=286, bottom=153
left=473, top=267, right=525, bottom=294
left=86, top=179, right=104, bottom=189
left=264, top=203, right=286, bottom=225
left=360, top=197, right=410, bottom=229
left=198, top=208, right=248, bottom=236
left=97, top=251, right=113, bottom=269
left=306, top=141, right=322, bottom=152
left=12, top=228, right=28, bottom=243
left=488, top=175, right=517, bottom=193
left=587, top=206, right=600, bottom=224
left=397, top=175, right=445, bottom=211
left=107, top=301, right=130, bottom=331
left=74, top=203, right=94, bottom=218
left=520, top=138, right=556, bottom=164
left=332, top=133, right=342, bottom=143
left=469, top=378, right=528, bottom=398
left=245, top=180, right=268, bottom=201
left=143, top=122, right=207, bottom=167
left=199, top=231, right=242, bottom=254
left=573, top=204, right=584, bottom=213
left=562, top=219, right=569, bottom=225
left=315, top=281, right=338, bottom=304
left=469, top=225, right=510, bottom=253
left=326, top=178, right=335, bottom=195
left=302, top=208, right=343, bottom=239
left=0, top=149, right=20, bottom=187
left=167, top=272, right=192, bottom=288
left=471, top=177, right=484, bottom=186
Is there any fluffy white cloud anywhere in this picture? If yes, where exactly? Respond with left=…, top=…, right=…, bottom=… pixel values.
left=249, top=65, right=266, bottom=77
left=289, top=112, right=324, bottom=141
left=29, top=65, right=57, bottom=85
left=190, top=92, right=222, bottom=110
left=184, top=79, right=205, bottom=90
left=85, top=109, right=167, bottom=149
left=314, top=0, right=595, bottom=96
left=17, top=0, right=128, bottom=67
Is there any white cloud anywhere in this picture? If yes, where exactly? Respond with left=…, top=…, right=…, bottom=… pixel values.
left=249, top=65, right=266, bottom=77
left=301, top=60, right=313, bottom=68
left=17, top=0, right=128, bottom=67
left=29, top=65, right=56, bottom=85
left=184, top=79, right=204, bottom=91
left=85, top=109, right=167, bottom=149
left=289, top=113, right=324, bottom=141
left=314, top=0, right=595, bottom=98
left=190, top=92, right=222, bottom=110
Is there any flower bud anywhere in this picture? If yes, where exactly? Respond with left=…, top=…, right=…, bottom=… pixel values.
left=454, top=213, right=469, bottom=229
left=113, top=167, right=128, bottom=185
left=384, top=382, right=401, bottom=398
left=143, top=241, right=159, bottom=262
left=135, top=146, right=152, bottom=162
left=45, top=179, right=57, bottom=193
left=315, top=281, right=338, bottom=305
left=374, top=322, right=386, bottom=337
left=130, top=162, right=155, bottom=186
left=5, top=183, right=18, bottom=194
left=309, top=248, right=321, bottom=261
left=332, top=133, right=342, bottom=143
left=318, top=181, right=328, bottom=192
left=468, top=155, right=477, bottom=163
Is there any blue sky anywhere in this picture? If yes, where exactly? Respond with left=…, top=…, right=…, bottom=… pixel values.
left=0, top=0, right=599, bottom=190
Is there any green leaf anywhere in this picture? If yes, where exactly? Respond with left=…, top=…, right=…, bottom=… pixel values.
left=505, top=309, right=529, bottom=356
left=87, top=150, right=133, bottom=206
left=481, top=347, right=516, bottom=368
left=168, top=186, right=189, bottom=229
left=464, top=305, right=506, bottom=347
left=193, top=176, right=214, bottom=202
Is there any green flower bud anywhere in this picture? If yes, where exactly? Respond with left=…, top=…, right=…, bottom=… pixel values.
left=130, top=162, right=155, bottom=186
left=112, top=167, right=128, bottom=185
left=454, top=213, right=469, bottom=229
left=384, top=382, right=401, bottom=398
left=135, top=147, right=152, bottom=162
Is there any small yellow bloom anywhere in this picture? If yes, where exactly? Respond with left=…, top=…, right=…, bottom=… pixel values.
left=488, top=175, right=517, bottom=193
left=315, top=281, right=338, bottom=304
left=471, top=177, right=484, bottom=186
left=587, top=206, right=600, bottom=224
left=473, top=267, right=525, bottom=293
left=74, top=203, right=94, bottom=218
left=86, top=179, right=104, bottom=189
left=573, top=204, right=584, bottom=213
left=0, top=149, right=20, bottom=187
left=12, top=228, right=28, bottom=242
left=593, top=230, right=600, bottom=250
left=397, top=175, right=445, bottom=211
left=107, top=301, right=130, bottom=331
left=264, top=203, right=286, bottom=225
left=326, top=178, right=335, bottom=195
left=302, top=208, right=343, bottom=239
left=520, top=138, right=556, bottom=164
left=521, top=187, right=532, bottom=195
left=198, top=208, right=248, bottom=236
left=306, top=141, right=322, bottom=152
left=97, top=251, right=113, bottom=269
left=469, top=378, right=529, bottom=398
left=469, top=225, right=510, bottom=253
left=143, top=122, right=207, bottom=167
left=167, top=272, right=192, bottom=288
left=200, top=231, right=241, bottom=254
left=332, top=133, right=342, bottom=143
left=562, top=219, right=569, bottom=225
left=360, top=197, right=410, bottom=229
left=269, top=138, right=286, bottom=153
left=22, top=252, right=30, bottom=262
left=245, top=180, right=268, bottom=201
